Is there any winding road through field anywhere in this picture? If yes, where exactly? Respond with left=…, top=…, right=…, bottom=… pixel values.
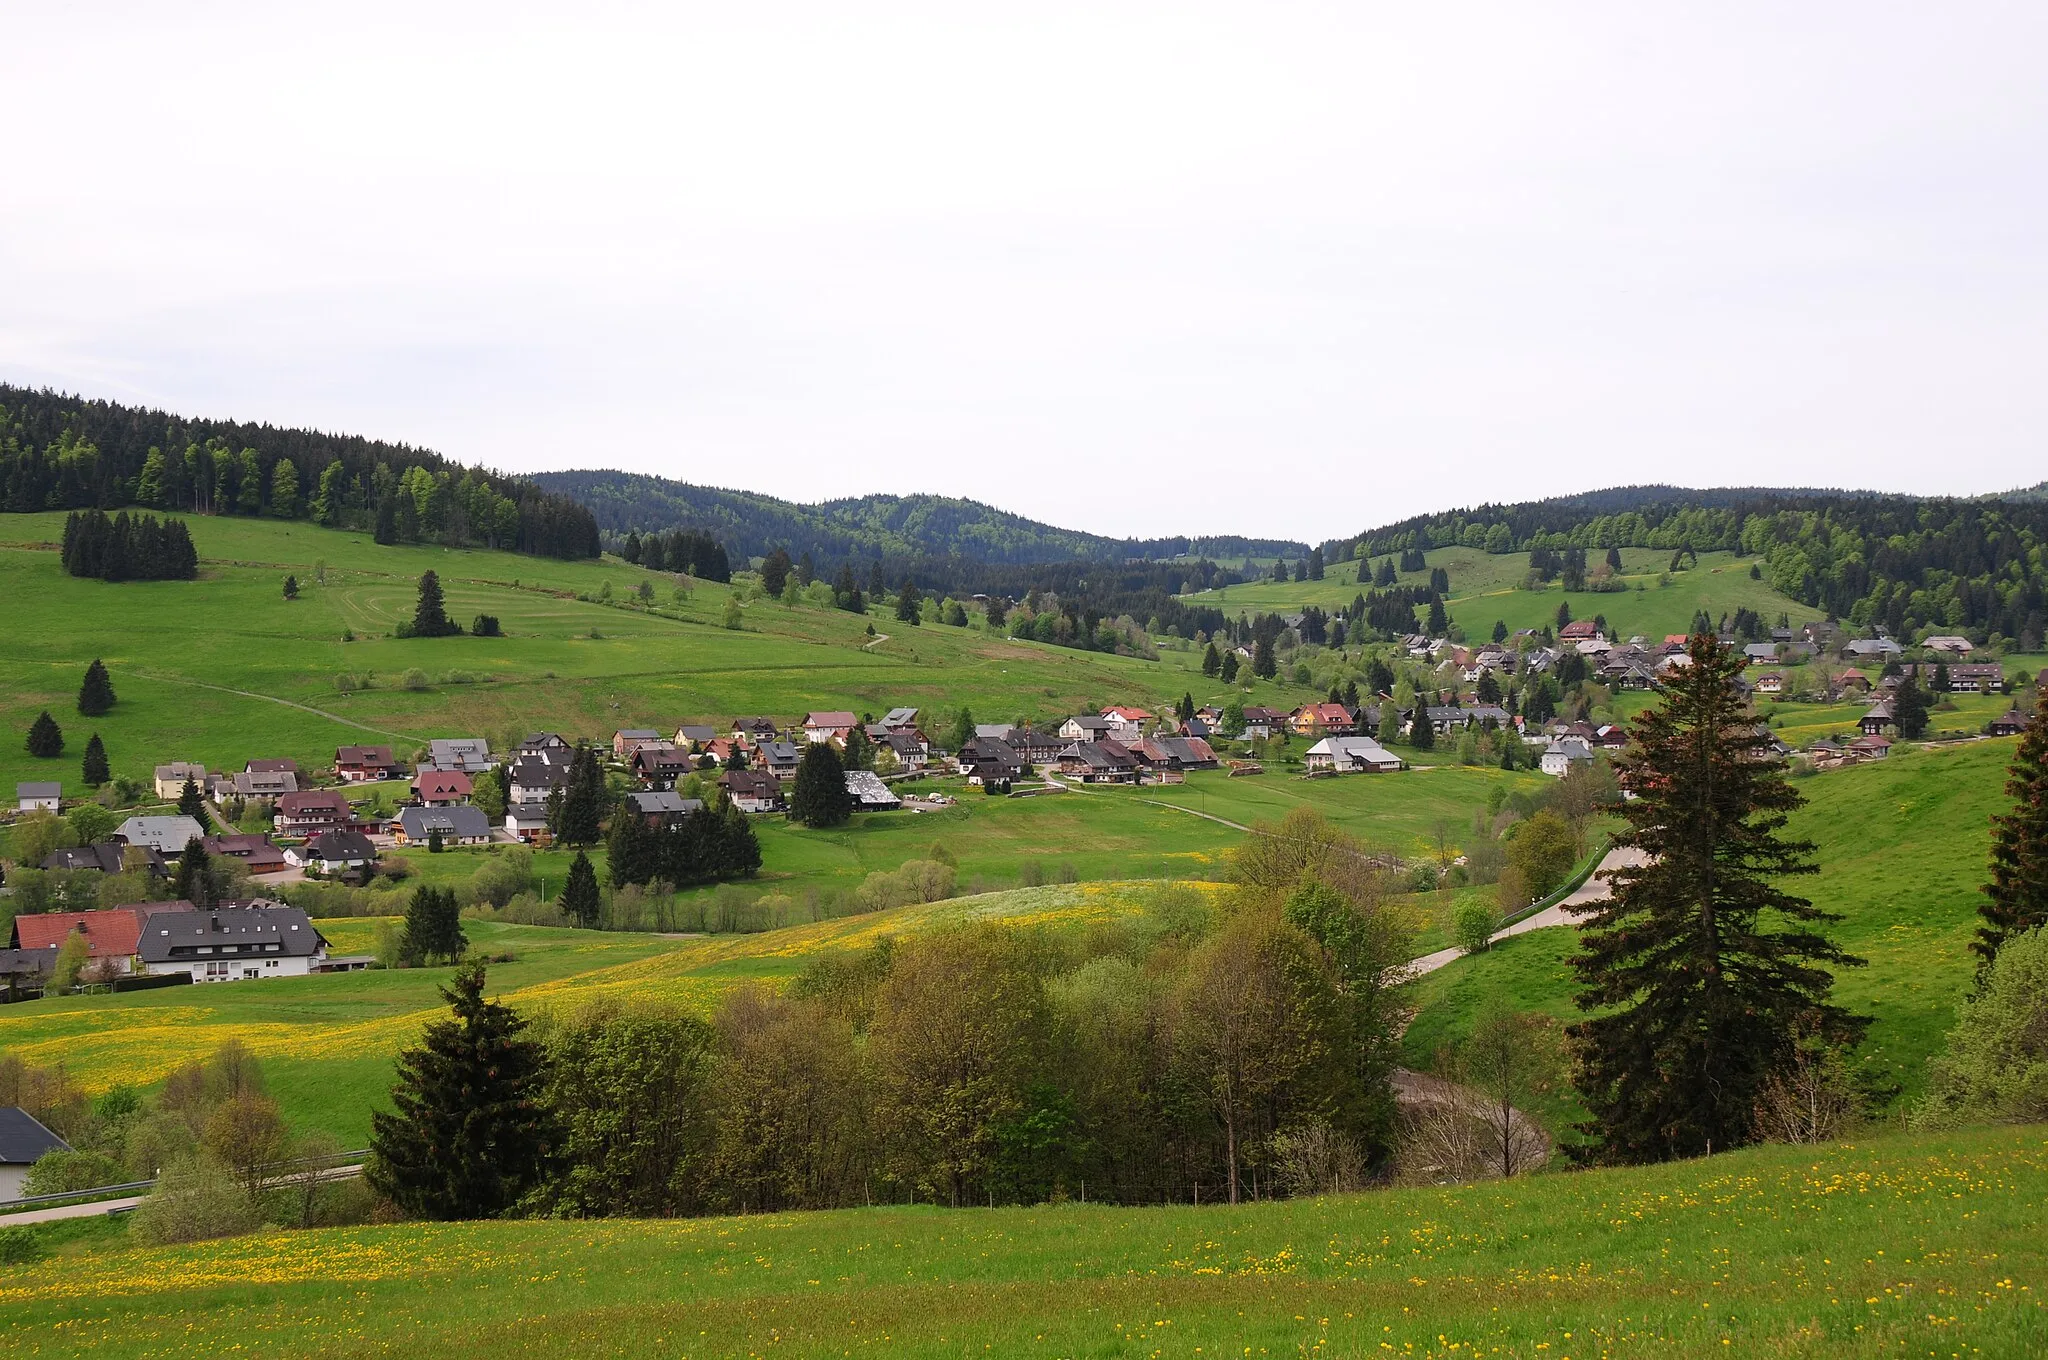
left=1401, top=846, right=1648, bottom=979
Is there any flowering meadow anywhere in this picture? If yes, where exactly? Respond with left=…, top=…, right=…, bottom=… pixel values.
left=1, top=1124, right=2041, bottom=1357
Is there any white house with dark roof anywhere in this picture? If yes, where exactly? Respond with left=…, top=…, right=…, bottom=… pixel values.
left=1303, top=736, right=1403, bottom=774
left=1540, top=737, right=1594, bottom=777
left=15, top=782, right=59, bottom=813
left=138, top=904, right=330, bottom=983
left=426, top=738, right=494, bottom=773
left=0, top=1106, right=71, bottom=1199
left=395, top=805, right=493, bottom=846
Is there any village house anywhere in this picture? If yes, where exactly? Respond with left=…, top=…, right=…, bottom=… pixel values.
left=1558, top=619, right=1600, bottom=642
left=0, top=1108, right=71, bottom=1200
left=394, top=805, right=493, bottom=847
left=1137, top=735, right=1220, bottom=775
left=411, top=769, right=474, bottom=807
left=880, top=707, right=920, bottom=731
left=504, top=803, right=552, bottom=843
left=286, top=829, right=376, bottom=873
left=1838, top=668, right=1872, bottom=694
left=1425, top=705, right=1510, bottom=736
left=760, top=741, right=803, bottom=779
left=801, top=712, right=860, bottom=747
left=1842, top=637, right=1904, bottom=662
left=1290, top=702, right=1354, bottom=736
left=625, top=790, right=703, bottom=827
left=1057, top=739, right=1140, bottom=784
left=1100, top=706, right=1153, bottom=744
left=42, top=841, right=168, bottom=876
left=731, top=717, right=780, bottom=744
left=202, top=833, right=288, bottom=875
left=246, top=758, right=298, bottom=776
left=1921, top=635, right=1974, bottom=655
left=721, top=769, right=788, bottom=814
left=630, top=743, right=694, bottom=789
left=1058, top=714, right=1116, bottom=743
left=11, top=901, right=195, bottom=978
left=1239, top=707, right=1289, bottom=741
left=425, top=738, right=494, bottom=773
left=115, top=815, right=208, bottom=857
left=520, top=732, right=572, bottom=757
left=275, top=790, right=354, bottom=839
left=1907, top=662, right=2005, bottom=694
left=673, top=724, right=720, bottom=749
left=334, top=745, right=401, bottom=782
left=153, top=762, right=207, bottom=800
left=876, top=730, right=930, bottom=771
left=1848, top=734, right=1894, bottom=760
left=957, top=735, right=1026, bottom=786
left=1989, top=710, right=2029, bottom=737
left=15, top=782, right=59, bottom=813
left=508, top=751, right=572, bottom=805
left=611, top=729, right=664, bottom=760
left=223, top=768, right=298, bottom=800
left=137, top=904, right=332, bottom=983
left=1860, top=701, right=1895, bottom=737
left=845, top=770, right=902, bottom=810
left=1008, top=729, right=1068, bottom=767
left=1540, top=736, right=1594, bottom=777
left=0, top=946, right=59, bottom=1000
left=1303, top=735, right=1403, bottom=774
left=1752, top=671, right=1785, bottom=696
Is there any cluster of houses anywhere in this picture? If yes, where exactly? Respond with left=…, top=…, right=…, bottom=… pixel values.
left=1, top=897, right=366, bottom=1000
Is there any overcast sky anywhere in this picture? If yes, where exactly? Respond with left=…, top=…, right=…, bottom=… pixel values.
left=3, top=3, right=2043, bottom=542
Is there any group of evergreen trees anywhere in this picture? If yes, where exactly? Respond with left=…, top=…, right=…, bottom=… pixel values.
left=1, top=388, right=598, bottom=561
left=618, top=527, right=731, bottom=582
left=605, top=799, right=763, bottom=890
left=59, top=509, right=199, bottom=581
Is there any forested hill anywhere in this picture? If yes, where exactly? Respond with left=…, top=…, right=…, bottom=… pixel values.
left=530, top=468, right=1306, bottom=566
left=0, top=386, right=599, bottom=560
left=1345, top=486, right=2048, bottom=648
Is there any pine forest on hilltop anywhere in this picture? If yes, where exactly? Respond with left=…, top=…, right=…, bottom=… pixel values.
left=0, top=386, right=600, bottom=561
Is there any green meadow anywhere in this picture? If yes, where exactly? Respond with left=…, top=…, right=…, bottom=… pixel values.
left=1402, top=737, right=2020, bottom=1123
left=0, top=512, right=1312, bottom=798
left=1188, top=545, right=1822, bottom=642
left=4, top=1122, right=2042, bottom=1358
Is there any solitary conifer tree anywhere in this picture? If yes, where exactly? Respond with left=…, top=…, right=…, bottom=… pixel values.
left=77, top=660, right=116, bottom=716
left=26, top=711, right=64, bottom=758
left=368, top=959, right=554, bottom=1219
left=1251, top=636, right=1276, bottom=680
left=789, top=741, right=852, bottom=827
left=1569, top=633, right=1864, bottom=1164
left=81, top=733, right=110, bottom=788
left=1976, top=702, right=2048, bottom=966
left=1201, top=642, right=1221, bottom=677
left=410, top=570, right=460, bottom=637
left=560, top=851, right=602, bottom=927
left=283, top=574, right=299, bottom=600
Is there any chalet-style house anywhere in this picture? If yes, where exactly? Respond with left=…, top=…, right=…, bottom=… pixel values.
left=1921, top=635, right=1973, bottom=655
left=1100, top=706, right=1152, bottom=744
left=1239, top=707, right=1288, bottom=741
left=1058, top=739, right=1140, bottom=784
left=246, top=758, right=298, bottom=776
left=760, top=741, right=802, bottom=779
left=11, top=902, right=197, bottom=977
left=508, top=749, right=573, bottom=805
left=1860, top=702, right=1894, bottom=737
left=631, top=744, right=694, bottom=789
left=1989, top=710, right=2029, bottom=737
left=334, top=746, right=401, bottom=782
left=880, top=707, right=920, bottom=731
left=505, top=803, right=552, bottom=843
left=425, top=738, right=494, bottom=773
left=138, top=905, right=331, bottom=983
left=394, top=805, right=493, bottom=846
left=1558, top=620, right=1600, bottom=642
left=1837, top=669, right=1871, bottom=694
left=957, top=736, right=1026, bottom=786
left=1290, top=703, right=1353, bottom=736
left=611, top=729, right=664, bottom=760
left=15, top=782, right=59, bottom=813
left=521, top=732, right=572, bottom=757
left=625, top=791, right=704, bottom=827
left=42, top=841, right=168, bottom=876
left=153, top=762, right=207, bottom=799
left=287, top=829, right=376, bottom=873
left=802, top=712, right=859, bottom=746
left=1303, top=735, right=1403, bottom=774
left=1424, top=705, right=1511, bottom=736
left=115, top=815, right=208, bottom=856
left=202, top=833, right=288, bottom=874
left=1903, top=662, right=2005, bottom=694
left=876, top=731, right=930, bottom=771
left=213, top=768, right=297, bottom=801
left=1008, top=729, right=1067, bottom=767
left=1752, top=671, right=1785, bottom=696
left=411, top=769, right=474, bottom=807
left=1842, top=637, right=1903, bottom=661
left=673, top=725, right=720, bottom=749
left=1137, top=735, right=1220, bottom=775
left=275, top=790, right=353, bottom=839
left=731, top=717, right=780, bottom=744
left=722, top=770, right=788, bottom=814
left=1540, top=736, right=1594, bottom=777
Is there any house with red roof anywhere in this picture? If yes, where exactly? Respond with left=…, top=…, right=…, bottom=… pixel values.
left=10, top=902, right=195, bottom=976
left=411, top=769, right=474, bottom=807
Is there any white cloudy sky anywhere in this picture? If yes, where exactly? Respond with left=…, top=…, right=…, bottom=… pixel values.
left=3, top=3, right=2043, bottom=541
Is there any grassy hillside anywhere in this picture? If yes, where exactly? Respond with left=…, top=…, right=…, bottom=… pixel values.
left=1186, top=546, right=1821, bottom=640
left=0, top=882, right=1189, bottom=1144
left=5, top=1123, right=2043, bottom=1357
left=1403, top=738, right=2018, bottom=1118
left=0, top=511, right=1321, bottom=796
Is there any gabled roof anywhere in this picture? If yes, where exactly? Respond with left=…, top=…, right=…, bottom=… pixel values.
left=722, top=769, right=785, bottom=798
left=12, top=903, right=193, bottom=958
left=43, top=841, right=166, bottom=875
left=881, top=707, right=920, bottom=728
left=628, top=790, right=704, bottom=817
left=412, top=770, right=474, bottom=801
left=844, top=770, right=901, bottom=807
left=761, top=740, right=802, bottom=763
left=335, top=745, right=398, bottom=765
left=138, top=905, right=328, bottom=964
left=115, top=815, right=208, bottom=853
left=16, top=782, right=60, bottom=799
left=673, top=725, right=719, bottom=744
left=397, top=805, right=493, bottom=840
left=305, top=829, right=376, bottom=860
left=802, top=712, right=858, bottom=729
left=1101, top=706, right=1153, bottom=722
left=0, top=1106, right=70, bottom=1166
left=246, top=758, right=299, bottom=774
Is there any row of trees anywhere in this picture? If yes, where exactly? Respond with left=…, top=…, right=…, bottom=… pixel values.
left=59, top=509, right=199, bottom=581
left=618, top=527, right=732, bottom=582
left=605, top=800, right=764, bottom=889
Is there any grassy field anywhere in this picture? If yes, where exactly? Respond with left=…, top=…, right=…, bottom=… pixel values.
left=0, top=511, right=1314, bottom=798
left=3, top=1122, right=2042, bottom=1357
left=1186, top=546, right=1824, bottom=642
left=1402, top=737, right=2020, bottom=1122
left=0, top=882, right=1185, bottom=1144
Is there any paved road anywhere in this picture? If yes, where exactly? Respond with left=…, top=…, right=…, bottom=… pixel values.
left=1402, top=846, right=1648, bottom=979
left=1, top=1165, right=365, bottom=1225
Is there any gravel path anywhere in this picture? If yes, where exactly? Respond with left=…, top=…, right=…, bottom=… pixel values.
left=1401, top=846, right=1648, bottom=979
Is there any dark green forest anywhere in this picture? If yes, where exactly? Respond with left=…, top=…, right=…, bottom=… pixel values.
left=1349, top=487, right=2048, bottom=647
left=531, top=468, right=1305, bottom=567
left=0, top=387, right=599, bottom=560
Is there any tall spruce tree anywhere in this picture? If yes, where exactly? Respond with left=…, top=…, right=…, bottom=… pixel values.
left=561, top=850, right=602, bottom=927
left=789, top=741, right=852, bottom=827
left=1252, top=636, right=1276, bottom=680
left=81, top=733, right=109, bottom=787
left=1892, top=676, right=1931, bottom=739
left=1201, top=642, right=1221, bottom=677
left=173, top=838, right=217, bottom=908
left=26, top=711, right=63, bottom=758
left=1409, top=700, right=1435, bottom=751
left=77, top=660, right=116, bottom=716
left=177, top=777, right=206, bottom=820
left=400, top=884, right=467, bottom=964
left=1569, top=633, right=1864, bottom=1163
left=553, top=744, right=607, bottom=845
left=410, top=570, right=460, bottom=637
left=367, top=959, right=555, bottom=1219
left=606, top=806, right=658, bottom=889
left=1976, top=702, right=2048, bottom=965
